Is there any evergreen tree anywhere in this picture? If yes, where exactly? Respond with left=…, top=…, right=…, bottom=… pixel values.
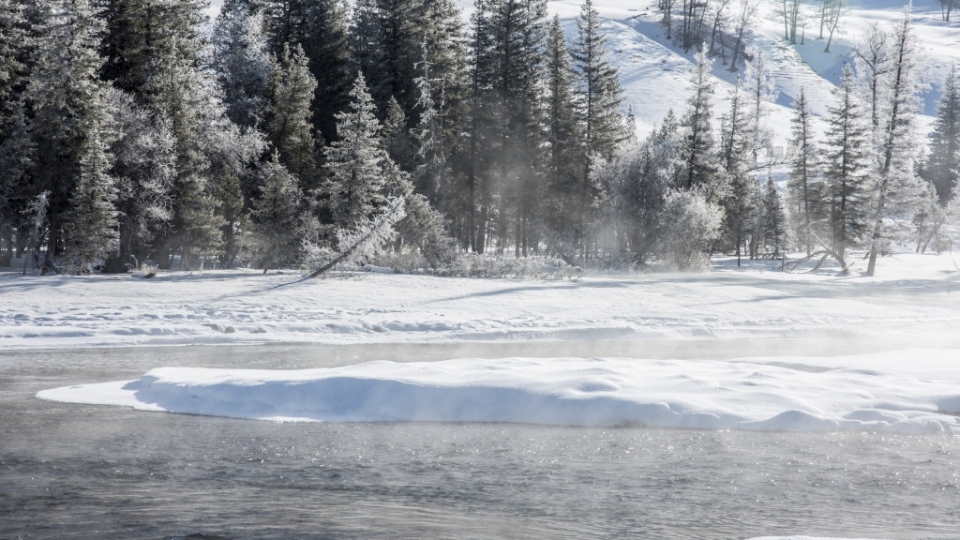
left=29, top=0, right=117, bottom=261
left=349, top=0, right=390, bottom=109
left=381, top=96, right=417, bottom=171
left=718, top=77, right=756, bottom=266
left=0, top=100, right=34, bottom=265
left=786, top=88, right=822, bottom=255
left=823, top=66, right=873, bottom=265
left=488, top=0, right=547, bottom=257
left=211, top=0, right=273, bottom=129
left=323, top=74, right=410, bottom=230
left=412, top=48, right=450, bottom=211
left=544, top=15, right=583, bottom=249
left=743, top=49, right=778, bottom=162
left=302, top=0, right=351, bottom=142
left=760, top=174, right=787, bottom=258
left=0, top=0, right=27, bottom=119
left=102, top=88, right=175, bottom=272
left=866, top=8, right=925, bottom=276
left=679, top=49, right=719, bottom=193
left=927, top=65, right=960, bottom=205
left=463, top=0, right=498, bottom=253
left=268, top=43, right=318, bottom=189
left=261, top=0, right=351, bottom=142
left=250, top=153, right=303, bottom=270
left=63, top=130, right=118, bottom=272
left=571, top=0, right=627, bottom=163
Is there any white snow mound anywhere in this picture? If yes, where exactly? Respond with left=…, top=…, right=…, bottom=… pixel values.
left=37, top=355, right=960, bottom=432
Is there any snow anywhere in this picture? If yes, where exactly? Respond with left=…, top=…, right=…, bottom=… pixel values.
left=3, top=253, right=960, bottom=350
left=36, top=350, right=960, bottom=432
left=12, top=251, right=960, bottom=434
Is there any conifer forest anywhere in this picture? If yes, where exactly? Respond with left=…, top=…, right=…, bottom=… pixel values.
left=0, top=0, right=958, bottom=276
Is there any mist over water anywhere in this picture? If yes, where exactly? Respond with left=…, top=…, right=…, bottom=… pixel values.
left=4, top=344, right=960, bottom=539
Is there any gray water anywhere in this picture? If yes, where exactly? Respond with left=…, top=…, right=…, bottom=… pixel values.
left=2, top=343, right=959, bottom=539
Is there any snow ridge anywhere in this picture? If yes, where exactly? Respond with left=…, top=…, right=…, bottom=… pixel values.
left=38, top=355, right=960, bottom=433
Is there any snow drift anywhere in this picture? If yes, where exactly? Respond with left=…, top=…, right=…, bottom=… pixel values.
left=38, top=354, right=960, bottom=433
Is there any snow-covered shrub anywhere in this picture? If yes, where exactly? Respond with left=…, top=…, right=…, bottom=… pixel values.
left=443, top=253, right=581, bottom=279
left=660, top=189, right=723, bottom=271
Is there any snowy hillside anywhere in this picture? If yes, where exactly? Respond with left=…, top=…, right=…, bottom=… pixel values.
left=206, top=0, right=959, bottom=141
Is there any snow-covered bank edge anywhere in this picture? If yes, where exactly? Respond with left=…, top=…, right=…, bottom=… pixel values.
left=37, top=354, right=960, bottom=434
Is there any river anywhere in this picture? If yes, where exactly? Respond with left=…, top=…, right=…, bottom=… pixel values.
left=2, top=343, right=958, bottom=539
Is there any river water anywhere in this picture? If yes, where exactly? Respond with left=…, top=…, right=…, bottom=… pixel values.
left=2, top=343, right=959, bottom=539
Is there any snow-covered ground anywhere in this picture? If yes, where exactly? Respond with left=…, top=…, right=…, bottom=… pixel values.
left=11, top=252, right=960, bottom=434
left=4, top=253, right=959, bottom=350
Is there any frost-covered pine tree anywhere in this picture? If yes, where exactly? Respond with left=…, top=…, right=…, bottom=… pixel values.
left=412, top=47, right=450, bottom=211
left=743, top=49, right=778, bottom=162
left=381, top=96, right=417, bottom=172
left=349, top=0, right=391, bottom=109
left=250, top=153, right=303, bottom=271
left=679, top=49, right=719, bottom=194
left=102, top=89, right=175, bottom=273
left=0, top=0, right=27, bottom=119
left=760, top=175, right=787, bottom=258
left=268, top=43, right=318, bottom=189
left=463, top=0, right=498, bottom=253
left=823, top=66, right=873, bottom=266
left=489, top=0, right=547, bottom=257
left=571, top=0, right=627, bottom=163
left=323, top=74, right=404, bottom=229
left=786, top=88, right=822, bottom=255
left=0, top=101, right=34, bottom=265
left=544, top=15, right=583, bottom=246
left=865, top=7, right=925, bottom=276
left=211, top=0, right=273, bottom=129
left=926, top=65, right=960, bottom=205
left=719, top=77, right=757, bottom=265
left=64, top=131, right=118, bottom=273
left=29, top=0, right=116, bottom=261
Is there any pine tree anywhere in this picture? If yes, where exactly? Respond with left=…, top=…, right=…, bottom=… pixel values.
left=786, top=88, right=822, bottom=255
left=29, top=0, right=117, bottom=261
left=544, top=15, right=583, bottom=248
left=679, top=49, right=719, bottom=193
left=250, top=153, right=303, bottom=270
left=0, top=100, right=34, bottom=266
left=260, top=0, right=351, bottom=141
left=927, top=65, right=960, bottom=205
left=349, top=0, right=391, bottom=109
left=268, top=43, right=318, bottom=189
left=463, top=0, right=498, bottom=253
left=412, top=47, right=450, bottom=211
left=323, top=74, right=410, bottom=230
left=302, top=0, right=351, bottom=142
left=572, top=0, right=626, bottom=163
left=743, top=49, right=778, bottom=162
left=381, top=96, right=417, bottom=172
left=760, top=174, right=787, bottom=258
left=488, top=0, right=547, bottom=257
left=64, top=131, right=119, bottom=273
left=718, top=77, right=756, bottom=266
left=866, top=8, right=925, bottom=276
left=102, top=88, right=175, bottom=273
left=211, top=0, right=273, bottom=129
left=823, top=66, right=873, bottom=265
left=0, top=0, right=28, bottom=119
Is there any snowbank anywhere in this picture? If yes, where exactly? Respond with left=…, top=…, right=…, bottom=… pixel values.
left=37, top=352, right=960, bottom=433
